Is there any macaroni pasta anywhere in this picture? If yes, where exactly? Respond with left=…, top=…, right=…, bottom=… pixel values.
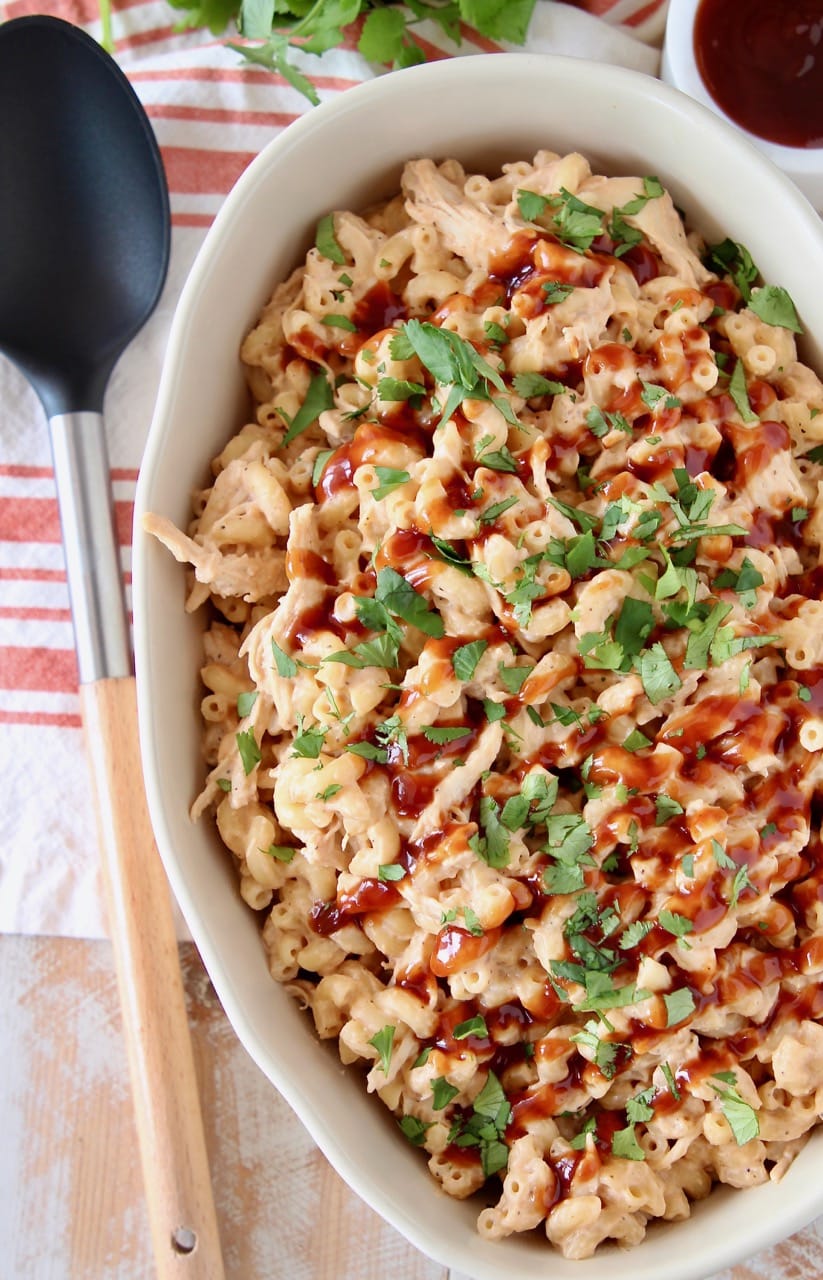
left=146, top=149, right=823, bottom=1258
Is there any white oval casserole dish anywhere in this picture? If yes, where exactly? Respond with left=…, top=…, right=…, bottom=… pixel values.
left=133, top=52, right=823, bottom=1280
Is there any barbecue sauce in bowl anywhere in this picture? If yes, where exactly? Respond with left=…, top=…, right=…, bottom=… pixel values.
left=694, top=0, right=823, bottom=149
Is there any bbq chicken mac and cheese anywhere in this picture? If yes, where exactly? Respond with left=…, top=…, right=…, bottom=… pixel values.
left=146, top=150, right=823, bottom=1259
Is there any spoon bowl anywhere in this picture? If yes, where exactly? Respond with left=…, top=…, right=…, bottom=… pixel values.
left=0, top=15, right=169, bottom=416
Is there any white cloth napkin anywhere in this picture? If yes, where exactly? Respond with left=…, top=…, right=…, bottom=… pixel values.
left=0, top=0, right=663, bottom=939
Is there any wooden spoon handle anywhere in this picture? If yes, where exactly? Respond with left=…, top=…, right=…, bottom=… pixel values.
left=80, top=676, right=225, bottom=1280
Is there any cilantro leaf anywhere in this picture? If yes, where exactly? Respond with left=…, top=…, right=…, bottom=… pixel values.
left=498, top=662, right=533, bottom=694
left=612, top=1123, right=645, bottom=1160
left=368, top=1024, right=395, bottom=1074
left=453, top=1014, right=488, bottom=1040
left=469, top=796, right=511, bottom=869
left=749, top=285, right=802, bottom=333
left=237, top=690, right=258, bottom=717
left=346, top=740, right=389, bottom=763
left=480, top=495, right=519, bottom=525
left=640, top=379, right=681, bottom=411
left=512, top=371, right=566, bottom=398
left=452, top=639, right=488, bottom=681
left=357, top=5, right=407, bottom=62
left=236, top=728, right=261, bottom=775
left=321, top=313, right=357, bottom=331
left=659, top=909, right=693, bottom=939
left=664, top=987, right=695, bottom=1026
left=684, top=601, right=733, bottom=669
left=422, top=724, right=471, bottom=745
left=705, top=238, right=758, bottom=302
left=271, top=639, right=298, bottom=678
left=655, top=794, right=684, bottom=825
left=620, top=919, right=653, bottom=949
left=398, top=1114, right=431, bottom=1146
left=376, top=377, right=425, bottom=403
left=711, top=1076, right=760, bottom=1145
left=371, top=466, right=410, bottom=499
left=375, top=566, right=444, bottom=637
left=281, top=370, right=334, bottom=446
left=292, top=718, right=327, bottom=759
left=636, top=642, right=682, bottom=705
left=542, top=281, right=574, bottom=305
left=264, top=843, right=298, bottom=863
left=312, top=448, right=334, bottom=487
left=728, top=358, right=758, bottom=423
left=516, top=188, right=549, bottom=222
left=315, top=212, right=346, bottom=264
left=431, top=1076, right=459, bottom=1111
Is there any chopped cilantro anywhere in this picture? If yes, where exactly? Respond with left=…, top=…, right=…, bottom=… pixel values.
left=431, top=1077, right=459, bottom=1111
left=376, top=377, right=425, bottom=403
left=264, top=844, right=297, bottom=863
left=453, top=1014, right=488, bottom=1040
left=661, top=1062, right=681, bottom=1099
left=664, top=987, right=696, bottom=1026
left=346, top=740, right=389, bottom=763
left=368, top=1024, right=395, bottom=1074
left=710, top=1075, right=760, bottom=1145
left=374, top=566, right=444, bottom=638
left=659, top=910, right=693, bottom=939
left=729, top=358, right=758, bottom=423
left=636, top=642, right=682, bottom=705
left=312, top=448, right=334, bottom=487
left=469, top=796, right=511, bottom=868
left=236, top=690, right=258, bottom=718
left=398, top=1115, right=431, bottom=1146
left=512, top=371, right=566, bottom=398
left=542, top=281, right=574, bottom=305
left=620, top=919, right=653, bottom=949
left=704, top=238, right=758, bottom=301
left=314, top=212, right=346, bottom=265
left=236, top=728, right=261, bottom=775
left=640, top=379, right=681, bottom=411
left=480, top=495, right=519, bottom=525
left=321, top=313, right=358, bottom=332
left=280, top=371, right=334, bottom=446
left=516, top=188, right=550, bottom=222
left=422, top=724, right=471, bottom=745
left=655, top=794, right=684, bottom=824
left=371, top=465, right=410, bottom=499
left=498, top=662, right=534, bottom=694
left=292, top=718, right=327, bottom=759
left=452, top=639, right=488, bottom=681
left=749, top=285, right=802, bottom=333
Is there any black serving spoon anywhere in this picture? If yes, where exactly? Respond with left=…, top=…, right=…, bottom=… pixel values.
left=0, top=17, right=224, bottom=1277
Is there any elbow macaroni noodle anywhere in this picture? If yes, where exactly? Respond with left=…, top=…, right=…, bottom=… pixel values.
left=146, top=150, right=823, bottom=1258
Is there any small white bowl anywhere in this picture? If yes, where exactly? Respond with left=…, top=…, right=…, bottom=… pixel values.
left=134, top=52, right=823, bottom=1280
left=662, top=0, right=823, bottom=210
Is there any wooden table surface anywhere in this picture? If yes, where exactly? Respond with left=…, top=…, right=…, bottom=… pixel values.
left=3, top=933, right=823, bottom=1280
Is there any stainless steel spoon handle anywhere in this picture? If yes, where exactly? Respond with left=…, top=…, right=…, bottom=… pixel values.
left=48, top=411, right=132, bottom=683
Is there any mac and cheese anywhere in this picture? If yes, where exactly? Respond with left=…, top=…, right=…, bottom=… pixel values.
left=146, top=150, right=823, bottom=1258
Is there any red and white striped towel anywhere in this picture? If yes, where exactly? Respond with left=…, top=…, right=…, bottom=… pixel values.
left=0, top=0, right=665, bottom=938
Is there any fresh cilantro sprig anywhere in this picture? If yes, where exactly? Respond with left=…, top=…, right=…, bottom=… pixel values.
left=710, top=1072, right=760, bottom=1145
left=206, top=0, right=537, bottom=103
left=324, top=565, right=444, bottom=669
left=390, top=318, right=517, bottom=428
left=447, top=1070, right=511, bottom=1177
